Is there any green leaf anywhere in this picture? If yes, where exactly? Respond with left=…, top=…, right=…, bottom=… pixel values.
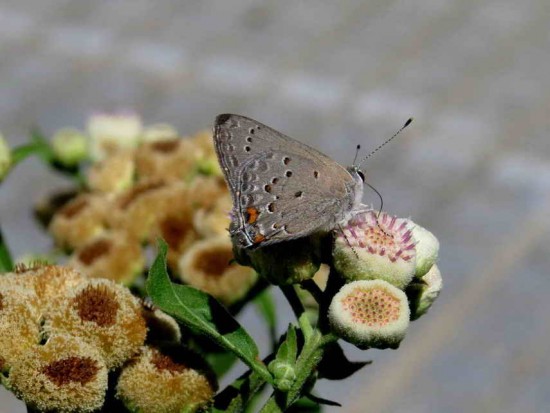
left=213, top=370, right=267, bottom=413
left=146, top=240, right=272, bottom=383
left=276, top=324, right=298, bottom=365
left=206, top=350, right=237, bottom=378
left=286, top=397, right=321, bottom=413
left=317, top=342, right=371, bottom=380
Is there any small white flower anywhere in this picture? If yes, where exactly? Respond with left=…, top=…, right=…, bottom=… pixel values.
left=333, top=211, right=416, bottom=289
left=329, top=279, right=410, bottom=349
left=87, top=112, right=142, bottom=161
left=408, top=220, right=439, bottom=278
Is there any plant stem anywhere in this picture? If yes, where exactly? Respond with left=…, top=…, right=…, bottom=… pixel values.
left=280, top=285, right=313, bottom=340
left=0, top=226, right=13, bottom=272
left=259, top=331, right=338, bottom=413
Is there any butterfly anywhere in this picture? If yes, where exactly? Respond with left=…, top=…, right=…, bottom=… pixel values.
left=213, top=114, right=365, bottom=249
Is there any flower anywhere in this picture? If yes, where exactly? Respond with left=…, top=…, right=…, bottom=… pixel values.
left=70, top=231, right=145, bottom=285
left=32, top=265, right=85, bottom=314
left=333, top=211, right=416, bottom=290
left=51, top=128, right=88, bottom=167
left=0, top=132, right=12, bottom=181
left=141, top=124, right=179, bottom=142
left=49, top=193, right=109, bottom=250
left=134, top=139, right=202, bottom=183
left=328, top=280, right=410, bottom=349
left=87, top=112, right=143, bottom=161
left=0, top=287, right=42, bottom=370
left=192, top=194, right=232, bottom=238
left=116, top=345, right=216, bottom=413
left=87, top=150, right=136, bottom=194
left=8, top=335, right=108, bottom=413
left=407, top=264, right=443, bottom=320
left=45, top=279, right=146, bottom=368
left=408, top=220, right=439, bottom=278
left=178, top=237, right=257, bottom=305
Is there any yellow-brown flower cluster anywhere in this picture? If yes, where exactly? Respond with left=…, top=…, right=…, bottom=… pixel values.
left=0, top=263, right=216, bottom=412
left=0, top=265, right=147, bottom=411
left=47, top=120, right=256, bottom=304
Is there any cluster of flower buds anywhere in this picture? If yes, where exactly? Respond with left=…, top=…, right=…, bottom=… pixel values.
left=330, top=211, right=441, bottom=349
left=0, top=264, right=215, bottom=412
left=45, top=113, right=256, bottom=305
left=236, top=209, right=441, bottom=350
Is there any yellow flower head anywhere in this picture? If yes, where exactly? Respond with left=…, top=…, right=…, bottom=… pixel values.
left=87, top=150, right=136, bottom=194
left=70, top=231, right=145, bottom=285
left=178, top=237, right=257, bottom=305
left=116, top=345, right=216, bottom=413
left=9, top=335, right=108, bottom=412
left=49, top=193, right=108, bottom=250
left=45, top=279, right=146, bottom=369
left=0, top=286, right=42, bottom=370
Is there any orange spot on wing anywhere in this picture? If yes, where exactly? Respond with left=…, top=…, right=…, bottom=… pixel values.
left=246, top=207, right=259, bottom=224
left=253, top=233, right=266, bottom=244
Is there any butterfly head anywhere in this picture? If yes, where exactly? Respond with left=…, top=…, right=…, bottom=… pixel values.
left=347, top=165, right=366, bottom=185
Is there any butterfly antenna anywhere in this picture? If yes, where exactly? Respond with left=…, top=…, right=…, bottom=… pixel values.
left=364, top=181, right=393, bottom=238
left=359, top=118, right=413, bottom=167
left=352, top=144, right=361, bottom=166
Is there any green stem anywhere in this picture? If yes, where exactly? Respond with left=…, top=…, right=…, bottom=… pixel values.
left=0, top=227, right=13, bottom=272
left=280, top=285, right=313, bottom=340
left=259, top=331, right=338, bottom=413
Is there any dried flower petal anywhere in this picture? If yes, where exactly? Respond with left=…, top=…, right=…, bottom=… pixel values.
left=87, top=150, right=136, bottom=194
left=88, top=112, right=142, bottom=161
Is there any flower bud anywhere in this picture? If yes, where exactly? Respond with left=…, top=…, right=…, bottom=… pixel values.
left=237, top=235, right=323, bottom=286
left=329, top=280, right=410, bottom=349
left=87, top=112, right=142, bottom=161
left=51, top=128, right=88, bottom=167
left=408, top=220, right=439, bottom=278
left=268, top=360, right=296, bottom=392
left=333, top=211, right=416, bottom=289
left=0, top=133, right=12, bottom=181
left=407, top=264, right=442, bottom=320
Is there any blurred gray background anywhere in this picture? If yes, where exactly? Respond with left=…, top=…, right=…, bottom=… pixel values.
left=1, top=1, right=549, bottom=412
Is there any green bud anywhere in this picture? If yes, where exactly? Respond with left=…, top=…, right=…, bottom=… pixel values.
left=0, top=133, right=12, bottom=181
left=268, top=360, right=296, bottom=392
left=407, top=264, right=442, bottom=320
left=235, top=235, right=323, bottom=286
left=51, top=128, right=88, bottom=167
left=408, top=220, right=439, bottom=278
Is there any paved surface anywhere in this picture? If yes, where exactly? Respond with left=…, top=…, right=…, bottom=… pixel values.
left=1, top=1, right=549, bottom=412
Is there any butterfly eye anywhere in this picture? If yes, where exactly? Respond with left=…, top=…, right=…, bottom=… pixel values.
left=357, top=170, right=365, bottom=182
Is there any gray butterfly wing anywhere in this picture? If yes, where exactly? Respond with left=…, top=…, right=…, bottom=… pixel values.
left=213, top=114, right=357, bottom=248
